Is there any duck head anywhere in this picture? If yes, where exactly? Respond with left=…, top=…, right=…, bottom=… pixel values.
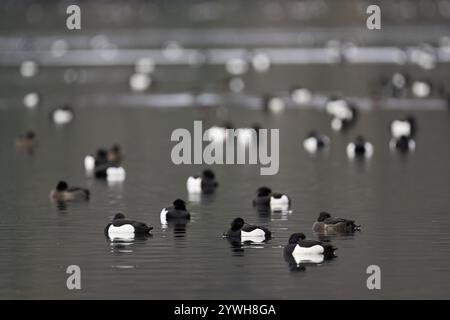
left=202, top=169, right=215, bottom=180
left=113, top=213, right=125, bottom=220
left=230, top=217, right=245, bottom=231
left=288, top=233, right=306, bottom=244
left=173, top=199, right=186, bottom=210
left=317, top=211, right=332, bottom=222
left=256, top=186, right=272, bottom=197
left=56, top=181, right=68, bottom=191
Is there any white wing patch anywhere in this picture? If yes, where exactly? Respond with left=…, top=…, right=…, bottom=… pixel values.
left=270, top=195, right=290, bottom=211
left=84, top=155, right=95, bottom=171
left=160, top=208, right=169, bottom=225
left=241, top=228, right=266, bottom=243
left=106, top=167, right=126, bottom=182
left=303, top=137, right=318, bottom=153
left=391, top=120, right=411, bottom=138
left=108, top=224, right=135, bottom=239
left=293, top=244, right=324, bottom=255
left=187, top=176, right=202, bottom=193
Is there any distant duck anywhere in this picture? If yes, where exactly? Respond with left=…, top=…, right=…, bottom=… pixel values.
left=390, top=116, right=417, bottom=139
left=84, top=154, right=95, bottom=172
left=326, top=98, right=358, bottom=131
left=389, top=136, right=416, bottom=153
left=284, top=233, right=337, bottom=262
left=106, top=166, right=126, bottom=182
left=270, top=193, right=291, bottom=212
left=205, top=123, right=233, bottom=143
left=186, top=169, right=219, bottom=194
left=104, top=213, right=153, bottom=239
left=51, top=105, right=74, bottom=125
left=107, top=144, right=123, bottom=165
left=49, top=181, right=90, bottom=202
left=264, top=95, right=286, bottom=114
left=160, top=199, right=191, bottom=224
left=224, top=217, right=271, bottom=243
left=15, top=130, right=36, bottom=151
left=252, top=186, right=272, bottom=208
left=312, top=212, right=361, bottom=233
left=290, top=87, right=312, bottom=105
left=303, top=131, right=330, bottom=153
left=346, top=136, right=374, bottom=159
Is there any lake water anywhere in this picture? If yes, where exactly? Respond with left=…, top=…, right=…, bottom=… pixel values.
left=1, top=99, right=450, bottom=299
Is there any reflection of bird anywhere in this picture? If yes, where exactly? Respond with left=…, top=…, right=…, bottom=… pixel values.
left=104, top=213, right=153, bottom=240
left=313, top=212, right=361, bottom=234
left=49, top=181, right=90, bottom=202
left=160, top=199, right=191, bottom=225
left=224, top=217, right=271, bottom=243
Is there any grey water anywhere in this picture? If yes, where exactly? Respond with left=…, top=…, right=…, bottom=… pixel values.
left=1, top=99, right=450, bottom=299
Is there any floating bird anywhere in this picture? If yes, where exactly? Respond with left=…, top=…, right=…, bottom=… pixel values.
left=105, top=213, right=153, bottom=239
left=51, top=105, right=74, bottom=125
left=326, top=97, right=358, bottom=131
left=346, top=136, right=374, bottom=159
left=186, top=169, right=219, bottom=195
left=252, top=186, right=290, bottom=212
left=15, top=130, right=36, bottom=152
left=312, top=212, right=361, bottom=234
left=224, top=217, right=271, bottom=243
left=284, top=233, right=337, bottom=264
left=263, top=95, right=286, bottom=114
left=303, top=131, right=330, bottom=153
left=49, top=181, right=89, bottom=202
left=160, top=199, right=191, bottom=225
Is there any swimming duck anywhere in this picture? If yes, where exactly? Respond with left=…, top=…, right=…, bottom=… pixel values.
left=390, top=116, right=417, bottom=139
left=326, top=97, right=358, bottom=131
left=104, top=213, right=153, bottom=239
left=303, top=131, right=330, bottom=153
left=346, top=136, right=374, bottom=159
left=224, top=217, right=271, bottom=243
left=389, top=135, right=416, bottom=153
left=49, top=181, right=90, bottom=201
left=263, top=95, right=286, bottom=114
left=107, top=144, right=123, bottom=165
left=15, top=130, right=36, bottom=152
left=284, top=233, right=337, bottom=262
left=51, top=105, right=74, bottom=125
left=186, top=169, right=219, bottom=194
left=312, top=212, right=361, bottom=233
left=160, top=199, right=191, bottom=224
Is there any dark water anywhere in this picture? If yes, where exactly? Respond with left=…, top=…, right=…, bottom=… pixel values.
left=1, top=102, right=450, bottom=299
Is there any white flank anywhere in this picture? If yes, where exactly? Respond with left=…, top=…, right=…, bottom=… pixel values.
left=187, top=176, right=202, bottom=193
left=106, top=167, right=126, bottom=182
